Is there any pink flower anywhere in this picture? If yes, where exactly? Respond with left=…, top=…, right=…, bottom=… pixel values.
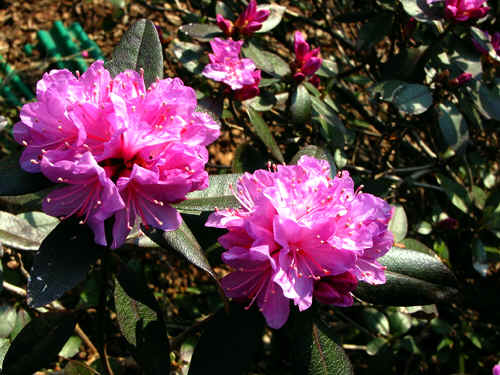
left=14, top=61, right=220, bottom=248
left=449, top=72, right=473, bottom=86
left=206, top=156, right=394, bottom=328
left=233, top=69, right=261, bottom=101
left=234, top=0, right=270, bottom=36
left=216, top=14, right=233, bottom=38
left=493, top=364, right=500, bottom=375
left=444, top=0, right=490, bottom=21
left=292, top=31, right=322, bottom=85
left=202, top=38, right=260, bottom=100
left=472, top=30, right=500, bottom=56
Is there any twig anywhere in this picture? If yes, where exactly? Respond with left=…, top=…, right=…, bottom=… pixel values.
left=2, top=280, right=26, bottom=297
left=170, top=314, right=215, bottom=350
left=15, top=252, right=30, bottom=280
left=75, top=324, right=99, bottom=364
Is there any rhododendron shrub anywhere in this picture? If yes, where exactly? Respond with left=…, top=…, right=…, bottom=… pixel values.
left=14, top=60, right=220, bottom=248
left=206, top=156, right=393, bottom=328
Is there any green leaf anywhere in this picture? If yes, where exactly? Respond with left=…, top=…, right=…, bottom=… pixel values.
left=241, top=41, right=291, bottom=78
left=175, top=174, right=241, bottom=212
left=171, top=39, right=205, bottom=74
left=27, top=218, right=102, bottom=308
left=388, top=205, right=408, bottom=242
left=363, top=308, right=390, bottom=336
left=255, top=4, right=286, bottom=33
left=387, top=310, right=412, bottom=336
left=9, top=309, right=30, bottom=341
left=290, top=84, right=312, bottom=124
left=143, top=221, right=219, bottom=284
left=0, top=305, right=17, bottom=338
left=188, top=304, right=265, bottom=375
left=178, top=23, right=222, bottom=42
left=104, top=19, right=163, bottom=88
left=2, top=312, right=76, bottom=375
left=354, top=247, right=458, bottom=306
left=435, top=174, right=471, bottom=213
left=0, top=211, right=50, bottom=251
left=0, top=153, right=52, bottom=196
left=291, top=310, right=353, bottom=375
left=0, top=190, right=47, bottom=214
left=393, top=84, right=433, bottom=115
left=0, top=338, right=10, bottom=370
left=366, top=337, right=388, bottom=356
left=59, top=336, right=82, bottom=359
left=291, top=145, right=336, bottom=178
left=438, top=101, right=469, bottom=153
left=246, top=107, right=284, bottom=163
left=399, top=0, right=441, bottom=22
left=356, top=13, right=393, bottom=50
left=372, top=80, right=405, bottom=101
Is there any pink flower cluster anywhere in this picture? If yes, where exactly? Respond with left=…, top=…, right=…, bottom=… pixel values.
left=202, top=38, right=261, bottom=101
left=216, top=0, right=270, bottom=38
left=206, top=156, right=394, bottom=329
left=292, top=31, right=322, bottom=86
left=428, top=0, right=490, bottom=21
left=472, top=30, right=500, bottom=57
left=14, top=61, right=220, bottom=248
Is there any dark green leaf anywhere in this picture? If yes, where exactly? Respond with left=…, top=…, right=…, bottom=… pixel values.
left=400, top=238, right=434, bottom=256
left=399, top=0, right=441, bottom=22
left=188, top=304, right=265, bottom=375
left=0, top=190, right=47, bottom=214
left=215, top=1, right=234, bottom=19
left=114, top=282, right=155, bottom=345
left=113, top=260, right=170, bottom=374
left=291, top=310, right=353, bottom=375
left=0, top=153, right=52, bottom=196
left=311, top=97, right=347, bottom=147
left=104, top=19, right=163, bottom=88
left=255, top=4, right=286, bottom=33
left=469, top=80, right=500, bottom=121
left=372, top=80, right=406, bottom=102
left=291, top=145, right=336, bottom=178
left=316, top=60, right=338, bottom=78
left=171, top=39, right=205, bottom=74
left=175, top=174, right=241, bottom=212
left=232, top=142, right=268, bottom=173
left=245, top=90, right=277, bottom=112
left=438, top=101, right=469, bottom=153
left=354, top=247, right=458, bottom=306
left=63, top=360, right=97, bottom=375
left=179, top=23, right=222, bottom=42
left=2, top=312, right=76, bottom=375
left=436, top=174, right=471, bottom=213
left=393, top=83, right=432, bottom=114
left=246, top=107, right=284, bottom=163
left=356, top=13, right=393, bottom=50
left=143, top=221, right=219, bottom=283
left=388, top=205, right=408, bottom=242
left=0, top=305, right=17, bottom=339
left=27, top=219, right=102, bottom=307
left=241, top=41, right=291, bottom=78
left=472, top=239, right=488, bottom=277
left=290, top=84, right=312, bottom=124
